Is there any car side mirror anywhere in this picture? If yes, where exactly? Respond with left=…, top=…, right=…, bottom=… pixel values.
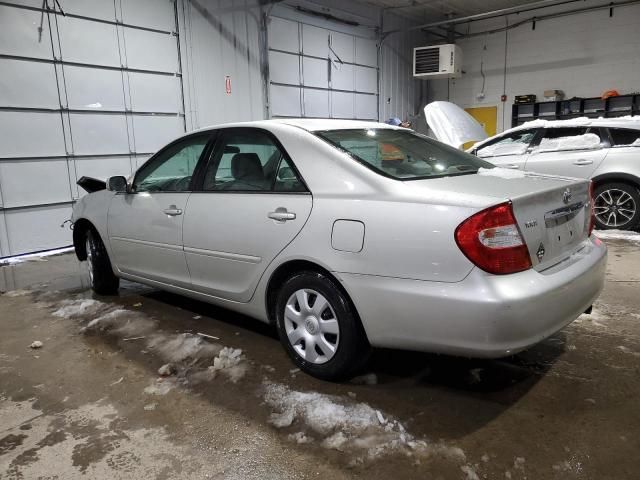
left=107, top=176, right=128, bottom=193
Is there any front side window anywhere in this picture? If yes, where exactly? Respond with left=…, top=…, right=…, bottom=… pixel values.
left=203, top=130, right=306, bottom=192
left=536, top=127, right=602, bottom=152
left=609, top=128, right=640, bottom=147
left=475, top=129, right=538, bottom=158
left=134, top=134, right=209, bottom=192
left=316, top=129, right=492, bottom=180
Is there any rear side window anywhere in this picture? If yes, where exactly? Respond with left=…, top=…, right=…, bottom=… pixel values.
left=202, top=130, right=306, bottom=192
left=475, top=129, right=537, bottom=158
left=609, top=128, right=640, bottom=147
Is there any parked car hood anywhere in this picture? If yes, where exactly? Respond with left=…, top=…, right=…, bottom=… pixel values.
left=424, top=101, right=488, bottom=149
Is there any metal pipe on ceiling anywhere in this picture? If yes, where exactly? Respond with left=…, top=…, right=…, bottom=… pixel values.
left=451, top=0, right=640, bottom=38
left=383, top=0, right=587, bottom=34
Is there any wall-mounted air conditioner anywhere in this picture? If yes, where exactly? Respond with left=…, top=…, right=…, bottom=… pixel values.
left=413, top=44, right=462, bottom=79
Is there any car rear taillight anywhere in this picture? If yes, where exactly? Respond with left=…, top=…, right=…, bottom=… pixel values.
left=455, top=201, right=532, bottom=275
left=588, top=181, right=596, bottom=236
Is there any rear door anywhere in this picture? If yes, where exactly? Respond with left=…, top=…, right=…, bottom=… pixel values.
left=108, top=132, right=213, bottom=287
left=524, top=127, right=608, bottom=178
left=473, top=129, right=540, bottom=170
left=183, top=128, right=312, bottom=302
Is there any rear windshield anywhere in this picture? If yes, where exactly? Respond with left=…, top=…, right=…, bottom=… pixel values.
left=316, top=128, right=493, bottom=180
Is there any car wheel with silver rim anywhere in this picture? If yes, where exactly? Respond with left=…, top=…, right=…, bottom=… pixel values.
left=84, top=228, right=120, bottom=295
left=593, top=182, right=640, bottom=230
left=275, top=271, right=370, bottom=380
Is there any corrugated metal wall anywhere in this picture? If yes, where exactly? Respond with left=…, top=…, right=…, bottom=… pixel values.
left=179, top=0, right=428, bottom=128
left=0, top=0, right=427, bottom=258
left=380, top=14, right=428, bottom=130
left=0, top=0, right=185, bottom=257
left=266, top=11, right=379, bottom=120
left=177, top=0, right=266, bottom=131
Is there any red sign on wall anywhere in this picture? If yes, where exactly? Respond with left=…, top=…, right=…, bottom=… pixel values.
left=225, top=76, right=231, bottom=95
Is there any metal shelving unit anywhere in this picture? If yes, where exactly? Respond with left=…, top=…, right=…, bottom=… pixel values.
left=511, top=94, right=639, bottom=127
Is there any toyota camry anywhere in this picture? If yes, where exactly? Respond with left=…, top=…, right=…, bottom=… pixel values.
left=71, top=119, right=607, bottom=380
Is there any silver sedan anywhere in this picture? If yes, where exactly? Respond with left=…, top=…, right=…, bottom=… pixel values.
left=72, top=119, right=607, bottom=380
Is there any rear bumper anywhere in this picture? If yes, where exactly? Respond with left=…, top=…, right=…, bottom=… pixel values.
left=337, top=237, right=607, bottom=357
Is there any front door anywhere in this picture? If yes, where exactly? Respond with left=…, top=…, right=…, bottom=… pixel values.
left=524, top=127, right=608, bottom=178
left=474, top=128, right=540, bottom=170
left=108, top=133, right=212, bottom=287
left=183, top=128, right=312, bottom=302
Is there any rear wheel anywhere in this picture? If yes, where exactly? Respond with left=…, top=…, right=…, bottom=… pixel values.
left=85, top=229, right=119, bottom=295
left=274, top=271, right=370, bottom=381
left=593, top=183, right=640, bottom=230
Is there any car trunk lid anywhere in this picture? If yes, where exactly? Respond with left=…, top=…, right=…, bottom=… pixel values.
left=400, top=170, right=592, bottom=271
left=509, top=177, right=591, bottom=271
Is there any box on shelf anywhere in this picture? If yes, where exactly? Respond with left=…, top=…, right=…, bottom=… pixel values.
left=514, top=94, right=536, bottom=104
left=543, top=89, right=564, bottom=101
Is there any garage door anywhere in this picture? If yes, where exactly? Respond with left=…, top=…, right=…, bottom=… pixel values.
left=0, top=0, right=185, bottom=257
left=268, top=16, right=378, bottom=120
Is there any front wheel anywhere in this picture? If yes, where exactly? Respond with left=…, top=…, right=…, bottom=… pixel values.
left=593, top=182, right=640, bottom=230
left=274, top=271, right=370, bottom=381
left=85, top=229, right=120, bottom=295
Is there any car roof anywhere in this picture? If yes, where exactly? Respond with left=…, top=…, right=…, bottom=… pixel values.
left=193, top=118, right=401, bottom=133
left=509, top=116, right=640, bottom=132
left=471, top=116, right=640, bottom=150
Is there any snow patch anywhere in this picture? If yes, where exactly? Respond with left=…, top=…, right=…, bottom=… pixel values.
left=52, top=298, right=106, bottom=318
left=594, top=229, right=640, bottom=243
left=144, top=378, right=180, bottom=396
left=477, top=167, right=526, bottom=179
left=208, top=347, right=247, bottom=383
left=537, top=133, right=601, bottom=152
left=287, top=431, right=313, bottom=444
left=262, top=381, right=466, bottom=463
left=0, top=246, right=74, bottom=266
left=477, top=142, right=527, bottom=158
left=147, top=333, right=221, bottom=364
left=461, top=464, right=480, bottom=480
left=3, top=289, right=32, bottom=297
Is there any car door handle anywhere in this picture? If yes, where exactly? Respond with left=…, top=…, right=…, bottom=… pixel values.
left=268, top=208, right=296, bottom=222
left=573, top=159, right=593, bottom=165
left=163, top=206, right=183, bottom=216
left=503, top=164, right=520, bottom=169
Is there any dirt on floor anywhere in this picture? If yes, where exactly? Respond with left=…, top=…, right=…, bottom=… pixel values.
left=0, top=234, right=639, bottom=479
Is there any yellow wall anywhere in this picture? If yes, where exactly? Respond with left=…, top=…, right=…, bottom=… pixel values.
left=464, top=106, right=498, bottom=137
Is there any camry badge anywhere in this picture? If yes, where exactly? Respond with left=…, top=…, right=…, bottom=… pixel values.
left=562, top=188, right=572, bottom=204
left=536, top=243, right=546, bottom=261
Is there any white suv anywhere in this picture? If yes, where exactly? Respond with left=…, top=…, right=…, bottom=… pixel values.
left=469, top=118, right=640, bottom=231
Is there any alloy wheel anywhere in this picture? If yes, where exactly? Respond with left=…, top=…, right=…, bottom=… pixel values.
left=85, top=237, right=94, bottom=284
left=594, top=188, right=637, bottom=228
left=284, top=289, right=340, bottom=364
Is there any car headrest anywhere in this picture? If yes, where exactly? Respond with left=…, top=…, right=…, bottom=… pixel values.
left=231, top=153, right=263, bottom=180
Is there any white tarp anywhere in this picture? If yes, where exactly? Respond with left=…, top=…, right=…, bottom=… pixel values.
left=424, top=101, right=488, bottom=149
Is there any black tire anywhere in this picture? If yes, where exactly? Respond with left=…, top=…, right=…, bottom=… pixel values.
left=274, top=271, right=370, bottom=381
left=85, top=229, right=120, bottom=295
left=593, top=182, right=640, bottom=231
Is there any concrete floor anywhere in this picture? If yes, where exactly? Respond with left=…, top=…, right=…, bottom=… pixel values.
left=1, top=234, right=639, bottom=479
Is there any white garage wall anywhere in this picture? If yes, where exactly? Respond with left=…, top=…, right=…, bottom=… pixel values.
left=177, top=0, right=266, bottom=130
left=0, top=0, right=185, bottom=257
left=179, top=0, right=428, bottom=128
left=0, top=0, right=427, bottom=257
left=428, top=3, right=640, bottom=133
